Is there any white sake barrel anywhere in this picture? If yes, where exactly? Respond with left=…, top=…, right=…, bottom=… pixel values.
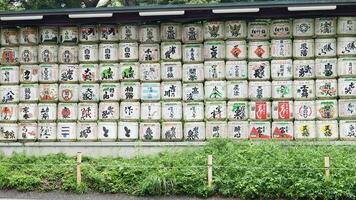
left=160, top=23, right=182, bottom=41
left=37, top=103, right=57, bottom=121
left=0, top=123, right=18, bottom=141
left=294, top=100, right=316, bottom=120
left=139, top=43, right=160, bottom=62
left=119, top=62, right=139, bottom=81
left=227, top=101, right=248, bottom=120
left=58, top=46, right=78, bottom=64
left=0, top=85, right=19, bottom=103
left=338, top=58, right=356, bottom=77
left=315, top=79, right=337, bottom=99
left=204, top=60, right=225, bottom=80
left=0, top=66, right=19, bottom=84
left=182, top=44, right=203, bottom=63
left=271, top=59, right=293, bottom=80
left=249, top=121, right=271, bottom=139
left=293, top=18, right=314, bottom=38
left=59, top=26, right=78, bottom=44
left=140, top=102, right=161, bottom=121
left=19, top=83, right=39, bottom=102
left=294, top=120, right=316, bottom=139
left=339, top=99, right=356, bottom=119
left=162, top=122, right=183, bottom=140
left=78, top=103, right=98, bottom=121
left=118, top=121, right=139, bottom=140
left=183, top=102, right=204, bottom=121
left=58, top=103, right=77, bottom=121
left=79, top=25, right=98, bottom=43
left=315, top=38, right=336, bottom=57
left=141, top=82, right=161, bottom=101
left=205, top=101, right=226, bottom=121
left=338, top=78, right=356, bottom=98
left=79, top=64, right=98, bottom=82
left=19, top=45, right=38, bottom=64
left=184, top=122, right=205, bottom=141
left=249, top=101, right=271, bottom=120
left=59, top=84, right=79, bottom=102
left=161, top=81, right=182, bottom=100
left=161, top=62, right=182, bottom=81
left=316, top=100, right=338, bottom=120
left=339, top=120, right=356, bottom=140
left=99, top=63, right=119, bottom=82
left=317, top=120, right=339, bottom=140
left=100, top=83, right=120, bottom=101
left=337, top=17, right=356, bottom=35
left=337, top=37, right=356, bottom=56
left=99, top=102, right=119, bottom=121
left=120, top=101, right=140, bottom=121
left=79, top=83, right=99, bottom=102
left=99, top=43, right=119, bottom=62
left=98, top=122, right=117, bottom=141
left=204, top=21, right=224, bottom=40
left=59, top=64, right=79, bottom=82
left=77, top=122, right=97, bottom=141
left=118, top=42, right=139, bottom=61
left=99, top=24, right=119, bottom=42
left=18, top=123, right=37, bottom=141
left=182, top=63, right=204, bottom=82
left=315, top=58, right=337, bottom=79
left=140, top=63, right=161, bottom=82
left=315, top=17, right=337, bottom=37
left=120, top=82, right=140, bottom=101
left=39, top=64, right=58, bottom=83
left=272, top=100, right=294, bottom=120
left=206, top=121, right=227, bottom=139
left=204, top=41, right=225, bottom=60
left=293, top=80, right=315, bottom=100
left=18, top=103, right=37, bottom=122
left=182, top=23, right=203, bottom=43
left=248, top=81, right=271, bottom=100
left=272, top=80, right=293, bottom=99
left=1, top=28, right=18, bottom=46
left=162, top=101, right=182, bottom=121
left=271, top=39, right=292, bottom=58
left=225, top=40, right=247, bottom=61
left=225, top=20, right=247, bottom=39
left=270, top=19, right=292, bottom=39
left=182, top=83, right=204, bottom=101
left=37, top=123, right=57, bottom=141
left=0, top=104, right=18, bottom=122
left=19, top=27, right=38, bottom=45
left=205, top=81, right=226, bottom=100
left=228, top=121, right=249, bottom=139
left=139, top=25, right=159, bottom=43
left=227, top=80, right=248, bottom=100
left=248, top=61, right=270, bottom=80
left=0, top=47, right=19, bottom=65
left=78, top=44, right=98, bottom=63
left=293, top=39, right=314, bottom=59
left=272, top=121, right=294, bottom=139
left=293, top=59, right=315, bottom=79
left=248, top=41, right=269, bottom=60
left=39, top=26, right=58, bottom=44
left=140, top=122, right=161, bottom=141
left=225, top=61, right=248, bottom=80
left=38, top=45, right=58, bottom=63
left=57, top=122, right=76, bottom=141
left=247, top=21, right=270, bottom=40
left=19, top=65, right=40, bottom=83
left=119, top=24, right=139, bottom=42
left=161, top=42, right=182, bottom=61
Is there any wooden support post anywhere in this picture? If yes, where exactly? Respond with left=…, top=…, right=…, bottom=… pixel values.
left=324, top=156, right=330, bottom=179
left=77, top=152, right=82, bottom=186
left=208, top=155, right=213, bottom=187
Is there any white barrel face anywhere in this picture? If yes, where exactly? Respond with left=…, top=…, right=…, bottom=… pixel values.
left=140, top=102, right=161, bottom=121
left=77, top=122, right=97, bottom=141
left=206, top=121, right=227, bottom=139
left=183, top=102, right=204, bottom=121
left=294, top=121, right=316, bottom=139
left=140, top=122, right=161, bottom=141
left=293, top=39, right=314, bottom=59
left=119, top=25, right=139, bottom=42
left=79, top=83, right=100, bottom=102
left=182, top=64, right=204, bottom=82
left=0, top=123, right=18, bottom=141
left=204, top=41, right=225, bottom=60
left=205, top=101, right=226, bottom=121
left=337, top=37, right=356, bottom=56
left=293, top=18, right=314, bottom=37
left=59, top=64, right=79, bottom=83
left=118, top=121, right=139, bottom=140
left=315, top=58, right=337, bottom=79
left=294, top=101, right=316, bottom=120
left=161, top=62, right=182, bottom=81
left=161, top=42, right=182, bottom=61
left=338, top=78, right=356, bottom=98
left=20, top=84, right=39, bottom=102
left=79, top=25, right=99, bottom=43
left=248, top=81, right=271, bottom=100
left=38, top=123, right=57, bottom=141
left=19, top=27, right=38, bottom=45
left=60, top=27, right=78, bottom=44
left=204, top=21, right=224, bottom=40
left=99, top=43, right=119, bottom=62
left=78, top=103, right=98, bottom=122
left=120, top=102, right=140, bottom=121
left=293, top=60, right=315, bottom=79
left=1, top=28, right=19, bottom=46
left=204, top=61, right=225, bottom=80
left=57, top=122, right=76, bottom=141
left=161, top=81, right=182, bottom=101
left=18, top=123, right=38, bottom=140
left=271, top=59, right=293, bottom=80
left=160, top=23, right=182, bottom=41
left=249, top=121, right=271, bottom=139
left=0, top=66, right=19, bottom=84
left=225, top=61, right=248, bottom=80
left=271, top=39, right=292, bottom=58
left=182, top=23, right=203, bottom=43
left=58, top=46, right=78, bottom=64
left=78, top=44, right=98, bottom=63
left=338, top=58, right=356, bottom=77
left=337, top=17, right=356, bottom=35
left=139, top=25, right=160, bottom=43
left=184, top=122, right=205, bottom=141
left=39, top=64, right=59, bottom=83
left=270, top=19, right=292, bottom=39
left=162, top=102, right=182, bottom=121
left=227, top=101, right=249, bottom=120
left=272, top=121, right=293, bottom=139
left=38, top=45, right=58, bottom=63
left=79, top=64, right=98, bottom=82
left=18, top=103, right=38, bottom=122
left=162, top=122, right=183, bottom=140
left=227, top=80, right=248, bottom=100
left=19, top=46, right=38, bottom=64
left=225, top=20, right=247, bottom=39
left=182, top=83, right=204, bottom=101
left=37, top=103, right=57, bottom=122
left=99, top=83, right=120, bottom=102
left=315, top=17, right=337, bottom=36
left=183, top=44, right=203, bottom=63
left=205, top=81, right=226, bottom=100
left=99, top=24, right=119, bottom=42
left=0, top=104, right=18, bottom=122
left=99, top=63, right=119, bottom=82
left=98, top=122, right=117, bottom=141
left=99, top=102, right=119, bottom=121
left=0, top=85, right=19, bottom=103
left=315, top=38, right=336, bottom=57
left=139, top=43, right=160, bottom=62
left=140, top=63, right=161, bottom=82
left=293, top=80, right=315, bottom=100
left=248, top=61, right=270, bottom=81
left=118, top=42, right=139, bottom=61
left=316, top=120, right=339, bottom=140
left=120, top=82, right=140, bottom=101
left=59, top=84, right=79, bottom=102
left=247, top=21, right=270, bottom=40
left=339, top=120, right=356, bottom=140
left=227, top=121, right=249, bottom=139
left=339, top=99, right=356, bottom=119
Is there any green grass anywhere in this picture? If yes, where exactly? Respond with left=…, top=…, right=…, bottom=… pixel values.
left=0, top=139, right=355, bottom=199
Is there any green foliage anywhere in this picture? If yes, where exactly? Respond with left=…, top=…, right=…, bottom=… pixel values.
left=0, top=140, right=356, bottom=199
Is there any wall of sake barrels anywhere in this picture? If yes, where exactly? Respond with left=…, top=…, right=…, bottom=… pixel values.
left=0, top=17, right=355, bottom=142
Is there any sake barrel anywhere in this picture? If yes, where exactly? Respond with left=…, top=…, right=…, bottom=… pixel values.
left=139, top=43, right=160, bottom=62
left=271, top=80, right=293, bottom=99
left=19, top=27, right=38, bottom=45
left=120, top=82, right=140, bottom=101
left=0, top=85, right=19, bottom=103
left=204, top=81, right=226, bottom=100
left=248, top=41, right=270, bottom=60
left=339, top=99, right=356, bottom=119
left=119, top=24, right=139, bottom=42
left=225, top=40, right=247, bottom=61
left=0, top=104, right=18, bottom=122
left=316, top=100, right=338, bottom=120
left=271, top=59, right=293, bottom=80
left=227, top=101, right=249, bottom=120
left=161, top=62, right=182, bottom=81
left=249, top=101, right=271, bottom=120
left=206, top=121, right=227, bottom=139
left=315, top=17, right=337, bottom=37
left=294, top=100, right=316, bottom=120
left=270, top=19, right=292, bottom=39
left=59, top=26, right=78, bottom=44
left=59, top=83, right=79, bottom=102
left=337, top=37, right=356, bottom=57
left=204, top=60, right=225, bottom=80
left=182, top=43, right=203, bottom=63
left=271, top=39, right=292, bottom=59
left=293, top=80, right=315, bottom=100
left=39, top=64, right=59, bottom=83
left=249, top=121, right=271, bottom=139
left=59, top=64, right=79, bottom=83
left=119, top=101, right=140, bottom=121
left=77, top=122, right=98, bottom=141
left=140, top=102, right=161, bottom=121
left=37, top=103, right=57, bottom=121
left=337, top=17, right=356, bottom=35
left=184, top=122, right=205, bottom=141
left=272, top=100, right=294, bottom=120
left=293, top=39, right=314, bottom=59
left=58, top=45, right=78, bottom=64
left=39, top=26, right=58, bottom=44
left=57, top=103, right=77, bottom=121
left=139, top=25, right=160, bottom=43
left=182, top=63, right=204, bottom=82
left=140, top=122, right=161, bottom=141
left=0, top=123, right=18, bottom=141
left=339, top=120, right=356, bottom=140
left=99, top=102, right=119, bottom=121
left=293, top=18, right=314, bottom=38
left=294, top=120, right=316, bottom=139
left=205, top=101, right=226, bottom=121
left=248, top=81, right=272, bottom=100
left=79, top=83, right=99, bottom=102
left=78, top=103, right=98, bottom=122
left=338, top=58, right=356, bottom=77
left=161, top=42, right=182, bottom=61
left=79, top=25, right=99, bottom=43
left=37, top=123, right=57, bottom=141
left=118, top=121, right=139, bottom=140
left=247, top=21, right=270, bottom=40
left=182, top=83, right=204, bottom=101
left=160, top=23, right=182, bottom=41
left=99, top=83, right=120, bottom=101
left=315, top=79, right=338, bottom=99
left=57, top=122, right=77, bottom=141
left=0, top=47, right=19, bottom=65
left=19, top=83, right=39, bottom=102
left=18, top=103, right=37, bottom=122
left=228, top=121, right=249, bottom=139
left=18, top=123, right=37, bottom=141
left=315, top=38, right=336, bottom=58
left=98, top=122, right=118, bottom=141
left=161, top=81, right=182, bottom=100
left=38, top=45, right=58, bottom=63
left=1, top=28, right=18, bottom=46
left=182, top=23, right=203, bottom=43
left=19, top=45, right=38, bottom=64
left=119, top=62, right=139, bottom=81
left=272, top=121, right=294, bottom=140
left=227, top=80, right=248, bottom=100
left=183, top=102, right=204, bottom=121
left=225, top=61, right=248, bottom=80
left=293, top=59, right=315, bottom=79
left=315, top=58, right=337, bottom=79
left=78, top=44, right=98, bottom=63
left=140, top=63, right=161, bottom=82
left=248, top=61, right=270, bottom=80
left=141, top=82, right=161, bottom=101
left=98, top=43, right=119, bottom=62
left=338, top=78, right=356, bottom=98
left=204, top=40, right=225, bottom=60
left=79, top=64, right=98, bottom=82
left=0, top=66, right=19, bottom=84
left=162, top=122, right=183, bottom=141
left=118, top=42, right=139, bottom=61
left=203, top=21, right=224, bottom=40
left=99, top=24, right=119, bottom=42
left=316, top=120, right=339, bottom=140
left=225, top=20, right=247, bottom=40
left=161, top=101, right=182, bottom=121
left=99, top=63, right=119, bottom=82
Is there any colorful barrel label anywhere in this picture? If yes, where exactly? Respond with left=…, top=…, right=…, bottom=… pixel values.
left=58, top=103, right=77, bottom=121
left=272, top=121, right=293, bottom=139
left=79, top=25, right=98, bottom=42
left=294, top=100, right=316, bottom=120
left=249, top=101, right=271, bottom=120
left=249, top=121, right=271, bottom=139
left=294, top=121, right=316, bottom=139
left=227, top=101, right=248, bottom=120
left=99, top=24, right=119, bottom=42
left=205, top=81, right=226, bottom=100
left=316, top=100, right=338, bottom=120
left=141, top=83, right=160, bottom=101
left=272, top=101, right=293, bottom=120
